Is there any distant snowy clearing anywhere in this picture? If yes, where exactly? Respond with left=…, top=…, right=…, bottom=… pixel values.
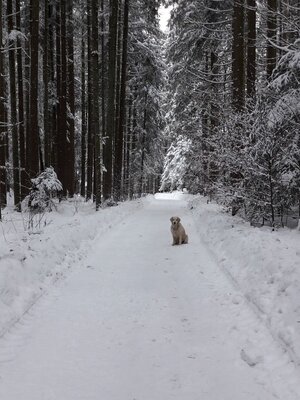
left=154, top=191, right=190, bottom=201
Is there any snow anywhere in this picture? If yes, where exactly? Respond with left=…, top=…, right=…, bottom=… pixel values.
left=189, top=195, right=300, bottom=364
left=160, top=135, right=191, bottom=192
left=158, top=5, right=172, bottom=33
left=6, top=29, right=27, bottom=42
left=0, top=196, right=143, bottom=337
left=0, top=192, right=300, bottom=399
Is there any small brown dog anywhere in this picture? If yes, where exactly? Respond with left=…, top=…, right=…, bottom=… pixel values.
left=170, top=216, right=188, bottom=245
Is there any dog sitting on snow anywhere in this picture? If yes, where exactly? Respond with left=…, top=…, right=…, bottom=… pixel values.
left=170, top=216, right=188, bottom=245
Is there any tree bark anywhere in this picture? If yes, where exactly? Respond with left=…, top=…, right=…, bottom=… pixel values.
left=100, top=0, right=106, bottom=156
left=43, top=0, right=50, bottom=168
left=139, top=91, right=148, bottom=197
left=56, top=1, right=62, bottom=182
left=7, top=0, right=21, bottom=209
left=16, top=0, right=26, bottom=200
left=28, top=0, right=40, bottom=180
left=48, top=3, right=56, bottom=169
left=266, top=0, right=277, bottom=79
left=232, top=0, right=245, bottom=111
left=58, top=0, right=68, bottom=196
left=91, top=0, right=101, bottom=209
left=86, top=0, right=93, bottom=200
left=114, top=1, right=122, bottom=153
left=0, top=0, right=7, bottom=211
left=24, top=3, right=31, bottom=186
left=103, top=0, right=119, bottom=200
left=80, top=25, right=87, bottom=198
left=114, top=0, right=129, bottom=200
left=66, top=0, right=75, bottom=196
left=247, top=0, right=256, bottom=98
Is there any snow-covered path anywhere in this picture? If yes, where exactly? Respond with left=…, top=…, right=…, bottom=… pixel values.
left=0, top=194, right=299, bottom=400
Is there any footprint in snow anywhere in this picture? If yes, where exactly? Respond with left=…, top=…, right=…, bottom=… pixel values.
left=240, top=348, right=262, bottom=367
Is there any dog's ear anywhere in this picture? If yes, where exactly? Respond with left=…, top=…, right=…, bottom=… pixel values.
left=170, top=217, right=173, bottom=222
left=178, top=217, right=181, bottom=222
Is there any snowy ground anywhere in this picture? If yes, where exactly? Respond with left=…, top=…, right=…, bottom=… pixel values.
left=0, top=196, right=143, bottom=336
left=0, top=193, right=300, bottom=399
left=189, top=196, right=300, bottom=365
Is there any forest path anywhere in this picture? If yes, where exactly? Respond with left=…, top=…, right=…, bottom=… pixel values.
left=0, top=193, right=299, bottom=400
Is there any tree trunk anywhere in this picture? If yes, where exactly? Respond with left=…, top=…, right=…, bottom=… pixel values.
left=114, top=0, right=129, bottom=201
left=48, top=3, right=56, bottom=169
left=59, top=0, right=68, bottom=196
left=86, top=0, right=93, bottom=200
left=16, top=0, right=26, bottom=200
left=266, top=0, right=277, bottom=79
left=124, top=93, right=132, bottom=197
left=91, top=0, right=101, bottom=209
left=0, top=0, right=7, bottom=212
left=129, top=97, right=137, bottom=199
left=43, top=0, right=50, bottom=168
left=247, top=0, right=256, bottom=98
left=139, top=91, right=148, bottom=197
left=232, top=0, right=245, bottom=111
left=114, top=1, right=122, bottom=156
left=24, top=3, right=31, bottom=186
left=100, top=0, right=106, bottom=156
left=8, top=0, right=21, bottom=210
left=56, top=1, right=62, bottom=183
left=28, top=0, right=40, bottom=180
left=80, top=25, right=87, bottom=198
left=103, top=0, right=119, bottom=200
left=66, top=0, right=75, bottom=196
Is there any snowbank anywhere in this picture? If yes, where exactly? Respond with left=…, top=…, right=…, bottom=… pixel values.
left=189, top=195, right=300, bottom=364
left=0, top=197, right=143, bottom=336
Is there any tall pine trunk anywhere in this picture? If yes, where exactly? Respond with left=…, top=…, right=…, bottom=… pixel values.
left=16, top=0, right=26, bottom=200
left=49, top=3, right=56, bottom=169
left=114, top=2, right=122, bottom=153
left=91, top=0, right=101, bottom=209
left=139, top=91, right=148, bottom=197
left=56, top=1, right=63, bottom=184
left=43, top=0, right=50, bottom=168
left=232, top=0, right=245, bottom=111
left=28, top=0, right=40, bottom=181
left=66, top=0, right=75, bottom=196
left=103, top=0, right=119, bottom=200
left=247, top=0, right=256, bottom=98
left=86, top=0, right=93, bottom=200
left=80, top=25, right=87, bottom=198
left=100, top=0, right=106, bottom=153
left=24, top=4, right=31, bottom=185
left=114, top=0, right=129, bottom=200
left=123, top=92, right=132, bottom=197
left=0, top=0, right=7, bottom=212
left=266, top=0, right=277, bottom=78
left=59, top=0, right=68, bottom=196
left=7, top=0, right=21, bottom=209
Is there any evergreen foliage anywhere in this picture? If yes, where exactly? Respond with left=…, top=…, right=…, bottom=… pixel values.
left=161, top=0, right=300, bottom=226
left=27, top=167, right=63, bottom=213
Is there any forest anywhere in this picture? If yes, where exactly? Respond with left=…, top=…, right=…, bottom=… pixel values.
left=0, top=0, right=300, bottom=227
